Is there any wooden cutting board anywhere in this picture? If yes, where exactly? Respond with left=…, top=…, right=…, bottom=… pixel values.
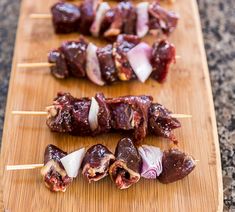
left=0, top=0, right=223, bottom=211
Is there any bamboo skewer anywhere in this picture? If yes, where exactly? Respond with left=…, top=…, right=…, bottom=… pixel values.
left=11, top=110, right=191, bottom=119
left=30, top=14, right=52, bottom=19
left=18, top=62, right=54, bottom=68
left=12, top=111, right=48, bottom=116
left=6, top=164, right=44, bottom=171
left=17, top=56, right=181, bottom=69
left=6, top=159, right=199, bottom=171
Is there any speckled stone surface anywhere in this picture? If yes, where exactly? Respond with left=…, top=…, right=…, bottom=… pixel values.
left=0, top=0, right=234, bottom=210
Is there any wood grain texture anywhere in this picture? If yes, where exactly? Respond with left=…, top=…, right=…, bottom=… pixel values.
left=0, top=0, right=223, bottom=211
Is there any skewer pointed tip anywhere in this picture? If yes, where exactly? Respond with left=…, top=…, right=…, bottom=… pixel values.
left=171, top=114, right=192, bottom=118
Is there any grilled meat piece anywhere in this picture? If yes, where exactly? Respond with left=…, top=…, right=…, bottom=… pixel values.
left=158, top=148, right=196, bottom=183
left=51, top=2, right=81, bottom=34
left=41, top=144, right=73, bottom=192
left=82, top=144, right=115, bottom=182
left=109, top=138, right=142, bottom=189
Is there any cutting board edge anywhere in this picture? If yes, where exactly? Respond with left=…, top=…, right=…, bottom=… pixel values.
left=192, top=0, right=223, bottom=211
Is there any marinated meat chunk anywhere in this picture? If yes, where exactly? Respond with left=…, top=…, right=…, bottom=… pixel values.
left=95, top=93, right=111, bottom=134
left=48, top=49, right=69, bottom=79
left=79, top=0, right=99, bottom=34
left=82, top=144, right=115, bottom=182
left=148, top=2, right=179, bottom=35
left=46, top=92, right=91, bottom=135
left=107, top=95, right=152, bottom=141
left=158, top=148, right=196, bottom=184
left=70, top=98, right=91, bottom=135
left=44, top=144, right=67, bottom=165
left=122, top=2, right=137, bottom=35
left=60, top=39, right=88, bottom=78
left=109, top=138, right=142, bottom=189
left=100, top=9, right=115, bottom=34
left=113, top=35, right=140, bottom=81
left=46, top=92, right=75, bottom=133
left=41, top=144, right=73, bottom=192
left=151, top=40, right=176, bottom=82
left=148, top=103, right=181, bottom=141
left=97, top=44, right=118, bottom=83
left=104, top=2, right=136, bottom=37
left=51, top=2, right=81, bottom=34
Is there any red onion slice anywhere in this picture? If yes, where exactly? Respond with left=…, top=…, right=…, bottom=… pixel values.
left=60, top=148, right=86, bottom=178
left=86, top=43, right=105, bottom=86
left=127, top=42, right=153, bottom=83
left=90, top=2, right=110, bottom=37
left=138, top=145, right=163, bottom=179
left=88, top=97, right=100, bottom=131
left=136, top=2, right=149, bottom=38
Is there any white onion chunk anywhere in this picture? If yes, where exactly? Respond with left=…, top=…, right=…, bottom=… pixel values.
left=88, top=97, right=100, bottom=131
left=127, top=42, right=153, bottom=83
left=136, top=2, right=149, bottom=38
left=61, top=148, right=86, bottom=178
left=86, top=43, right=105, bottom=86
left=138, top=145, right=163, bottom=179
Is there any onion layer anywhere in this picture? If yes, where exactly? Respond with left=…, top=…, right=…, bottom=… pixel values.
left=127, top=42, right=153, bottom=83
left=138, top=145, right=163, bottom=179
left=60, top=148, right=86, bottom=178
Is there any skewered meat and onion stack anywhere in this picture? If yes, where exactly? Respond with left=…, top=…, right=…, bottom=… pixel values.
left=19, top=35, right=176, bottom=85
left=32, top=1, right=179, bottom=39
left=7, top=138, right=196, bottom=192
left=13, top=92, right=183, bottom=143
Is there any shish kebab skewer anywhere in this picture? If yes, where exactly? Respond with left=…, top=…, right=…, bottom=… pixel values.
left=18, top=35, right=178, bottom=85
left=6, top=138, right=196, bottom=191
left=30, top=1, right=179, bottom=39
left=12, top=92, right=191, bottom=143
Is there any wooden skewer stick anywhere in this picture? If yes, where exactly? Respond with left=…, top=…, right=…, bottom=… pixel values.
left=170, top=114, right=192, bottom=118
left=12, top=110, right=191, bottom=119
left=18, top=62, right=54, bottom=68
left=12, top=111, right=48, bottom=115
left=6, top=164, right=44, bottom=171
left=7, top=159, right=199, bottom=171
left=17, top=56, right=181, bottom=69
left=30, top=14, right=52, bottom=19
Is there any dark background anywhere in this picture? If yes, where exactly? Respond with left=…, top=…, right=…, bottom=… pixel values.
left=0, top=0, right=234, bottom=210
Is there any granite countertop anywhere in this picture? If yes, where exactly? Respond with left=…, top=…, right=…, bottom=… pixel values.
left=0, top=0, right=234, bottom=210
